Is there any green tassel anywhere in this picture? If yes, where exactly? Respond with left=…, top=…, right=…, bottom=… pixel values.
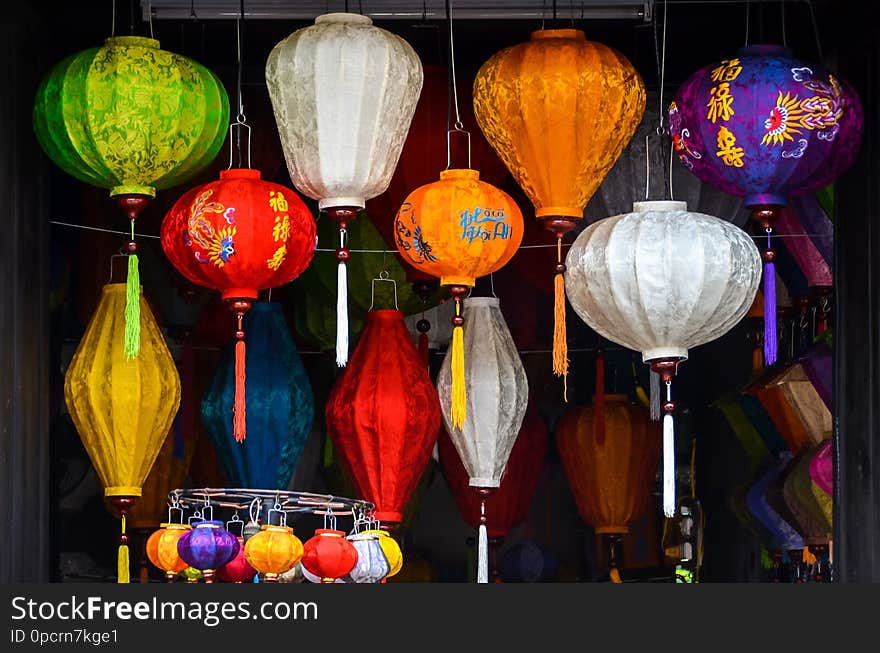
left=124, top=253, right=140, bottom=359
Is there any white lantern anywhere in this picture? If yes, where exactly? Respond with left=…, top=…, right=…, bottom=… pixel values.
left=266, top=12, right=424, bottom=367
left=565, top=200, right=761, bottom=517
left=341, top=532, right=391, bottom=584
left=436, top=297, right=528, bottom=583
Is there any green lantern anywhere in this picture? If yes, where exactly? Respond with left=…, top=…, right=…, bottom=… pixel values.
left=33, top=36, right=228, bottom=200
left=33, top=36, right=229, bottom=359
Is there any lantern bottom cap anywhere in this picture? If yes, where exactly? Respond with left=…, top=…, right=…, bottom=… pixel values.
left=632, top=200, right=688, bottom=213
left=468, top=478, right=501, bottom=488
left=536, top=206, right=583, bottom=220
left=373, top=511, right=403, bottom=524
left=441, top=276, right=475, bottom=288
left=744, top=193, right=788, bottom=208
left=319, top=196, right=365, bottom=211
left=222, top=288, right=259, bottom=301
left=595, top=526, right=630, bottom=535
left=642, top=348, right=688, bottom=363
left=110, top=185, right=156, bottom=199
left=104, top=487, right=142, bottom=497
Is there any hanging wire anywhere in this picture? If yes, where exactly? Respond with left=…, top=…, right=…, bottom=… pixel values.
left=148, top=0, right=154, bottom=39
left=646, top=0, right=669, bottom=200
left=228, top=0, right=251, bottom=169
left=806, top=0, right=824, bottom=63
left=541, top=0, right=546, bottom=30
left=129, top=0, right=135, bottom=34
left=190, top=0, right=197, bottom=19
left=445, top=0, right=470, bottom=169
left=781, top=0, right=787, bottom=48
left=111, top=0, right=116, bottom=37
left=744, top=0, right=751, bottom=47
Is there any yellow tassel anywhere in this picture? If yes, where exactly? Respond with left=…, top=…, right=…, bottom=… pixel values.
left=609, top=567, right=622, bottom=584
left=553, top=238, right=568, bottom=401
left=451, top=302, right=466, bottom=428
left=118, top=514, right=130, bottom=584
left=803, top=546, right=817, bottom=567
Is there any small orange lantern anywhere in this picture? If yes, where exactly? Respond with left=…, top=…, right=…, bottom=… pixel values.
left=244, top=525, right=304, bottom=583
left=146, top=523, right=191, bottom=582
left=394, top=168, right=523, bottom=426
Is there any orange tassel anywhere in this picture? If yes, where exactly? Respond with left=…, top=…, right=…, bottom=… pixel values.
left=234, top=338, right=246, bottom=442
left=553, top=239, right=568, bottom=400
left=418, top=332, right=429, bottom=368
left=595, top=353, right=605, bottom=445
left=752, top=343, right=764, bottom=373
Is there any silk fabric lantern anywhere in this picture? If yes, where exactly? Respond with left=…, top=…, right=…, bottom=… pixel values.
left=65, top=284, right=181, bottom=583
left=363, top=529, right=403, bottom=578
left=343, top=533, right=391, bottom=584
left=34, top=36, right=229, bottom=358
left=177, top=521, right=240, bottom=583
left=746, top=459, right=804, bottom=552
left=161, top=169, right=316, bottom=442
left=473, top=28, right=646, bottom=383
left=565, top=201, right=761, bottom=516
left=201, top=302, right=314, bottom=489
left=395, top=171, right=523, bottom=426
left=217, top=537, right=256, bottom=583
left=146, top=523, right=191, bottom=581
left=244, top=525, right=304, bottom=582
left=326, top=309, right=441, bottom=526
left=557, top=395, right=660, bottom=577
left=266, top=12, right=423, bottom=366
left=436, top=297, right=528, bottom=583
left=301, top=529, right=358, bottom=583
left=669, top=45, right=862, bottom=364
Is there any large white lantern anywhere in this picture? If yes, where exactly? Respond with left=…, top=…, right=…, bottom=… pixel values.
left=266, top=12, right=423, bottom=367
left=565, top=200, right=761, bottom=517
left=436, top=297, right=528, bottom=583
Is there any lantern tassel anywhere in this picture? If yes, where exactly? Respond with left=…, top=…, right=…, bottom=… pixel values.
left=595, top=352, right=605, bottom=445
left=609, top=567, right=622, bottom=584
left=553, top=239, right=569, bottom=400
left=477, top=496, right=489, bottom=584
left=234, top=337, right=246, bottom=443
left=763, top=235, right=777, bottom=366
left=418, top=331, right=429, bottom=367
left=336, top=228, right=349, bottom=367
left=649, top=370, right=661, bottom=421
left=118, top=514, right=130, bottom=584
left=663, top=413, right=675, bottom=518
left=124, top=251, right=140, bottom=360
left=752, top=341, right=764, bottom=373
left=451, top=299, right=467, bottom=429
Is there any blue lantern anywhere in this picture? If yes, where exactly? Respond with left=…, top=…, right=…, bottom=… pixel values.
left=201, top=302, right=314, bottom=489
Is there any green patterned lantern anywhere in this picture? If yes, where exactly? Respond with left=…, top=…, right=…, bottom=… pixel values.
left=33, top=36, right=229, bottom=359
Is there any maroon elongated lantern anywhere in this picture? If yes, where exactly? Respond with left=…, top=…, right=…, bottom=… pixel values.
left=325, top=309, right=442, bottom=527
left=161, top=169, right=316, bottom=442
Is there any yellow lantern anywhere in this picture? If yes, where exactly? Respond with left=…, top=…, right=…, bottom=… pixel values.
left=244, top=525, right=305, bottom=582
left=64, top=284, right=181, bottom=583
left=473, top=29, right=645, bottom=388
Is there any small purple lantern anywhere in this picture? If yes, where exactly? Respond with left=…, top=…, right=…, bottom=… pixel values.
left=669, top=44, right=863, bottom=365
left=177, top=521, right=240, bottom=583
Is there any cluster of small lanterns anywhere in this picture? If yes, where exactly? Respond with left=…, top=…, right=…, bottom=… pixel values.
left=146, top=510, right=402, bottom=584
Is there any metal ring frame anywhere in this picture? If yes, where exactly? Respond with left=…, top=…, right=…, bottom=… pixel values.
left=167, top=488, right=375, bottom=521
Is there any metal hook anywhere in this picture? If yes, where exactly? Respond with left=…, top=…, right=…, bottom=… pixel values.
left=369, top=270, right=399, bottom=311
left=226, top=513, right=245, bottom=537
left=107, top=253, right=129, bottom=284
left=490, top=273, right=497, bottom=298
left=227, top=120, right=252, bottom=170
left=446, top=125, right=472, bottom=170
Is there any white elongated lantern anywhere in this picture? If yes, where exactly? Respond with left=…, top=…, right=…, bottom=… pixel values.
left=436, top=297, right=528, bottom=583
left=565, top=201, right=761, bottom=518
left=266, top=12, right=423, bottom=367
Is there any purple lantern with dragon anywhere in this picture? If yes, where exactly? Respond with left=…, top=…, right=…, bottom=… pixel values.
left=668, top=45, right=863, bottom=364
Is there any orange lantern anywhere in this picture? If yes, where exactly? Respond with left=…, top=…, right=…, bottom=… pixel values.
left=394, top=168, right=523, bottom=427
left=244, top=525, right=304, bottom=583
left=556, top=394, right=659, bottom=579
left=146, top=523, right=191, bottom=582
left=473, top=29, right=646, bottom=387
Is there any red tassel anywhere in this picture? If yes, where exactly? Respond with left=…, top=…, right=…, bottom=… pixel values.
left=418, top=332, right=429, bottom=368
left=595, top=353, right=605, bottom=445
left=234, top=338, right=246, bottom=443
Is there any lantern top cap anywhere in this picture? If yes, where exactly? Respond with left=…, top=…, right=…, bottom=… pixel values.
left=465, top=296, right=500, bottom=308
left=737, top=43, right=794, bottom=58
left=314, top=528, right=346, bottom=537
left=440, top=168, right=480, bottom=182
left=159, top=522, right=191, bottom=530
left=315, top=12, right=372, bottom=26
left=632, top=200, right=688, bottom=213
left=531, top=28, right=586, bottom=42
left=220, top=168, right=262, bottom=181
left=104, top=36, right=160, bottom=49
left=260, top=524, right=294, bottom=534
left=367, top=308, right=404, bottom=321
left=193, top=520, right=225, bottom=529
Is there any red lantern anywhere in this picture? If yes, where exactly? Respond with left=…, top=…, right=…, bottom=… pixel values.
left=161, top=168, right=316, bottom=441
left=326, top=309, right=441, bottom=526
left=439, top=402, right=547, bottom=580
left=301, top=529, right=358, bottom=583
left=366, top=65, right=508, bottom=269
left=216, top=537, right=256, bottom=583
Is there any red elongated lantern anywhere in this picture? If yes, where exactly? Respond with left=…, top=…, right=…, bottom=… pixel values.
left=326, top=309, right=442, bottom=527
left=439, top=402, right=547, bottom=580
left=161, top=169, right=316, bottom=442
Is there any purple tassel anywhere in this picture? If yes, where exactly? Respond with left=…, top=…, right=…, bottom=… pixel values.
left=764, top=260, right=777, bottom=366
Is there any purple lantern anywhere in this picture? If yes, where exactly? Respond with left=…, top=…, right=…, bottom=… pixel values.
left=177, top=521, right=240, bottom=583
left=809, top=440, right=833, bottom=498
left=669, top=44, right=863, bottom=365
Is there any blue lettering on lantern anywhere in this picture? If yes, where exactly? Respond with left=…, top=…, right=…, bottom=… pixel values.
left=459, top=207, right=511, bottom=243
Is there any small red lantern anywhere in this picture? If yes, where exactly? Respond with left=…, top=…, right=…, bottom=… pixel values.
left=216, top=537, right=256, bottom=583
left=301, top=529, right=358, bottom=583
left=161, top=169, right=316, bottom=442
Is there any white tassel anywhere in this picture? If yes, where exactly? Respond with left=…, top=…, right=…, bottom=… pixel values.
left=663, top=413, right=675, bottom=518
left=477, top=523, right=488, bottom=584
left=336, top=260, right=348, bottom=367
left=650, top=370, right=661, bottom=421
